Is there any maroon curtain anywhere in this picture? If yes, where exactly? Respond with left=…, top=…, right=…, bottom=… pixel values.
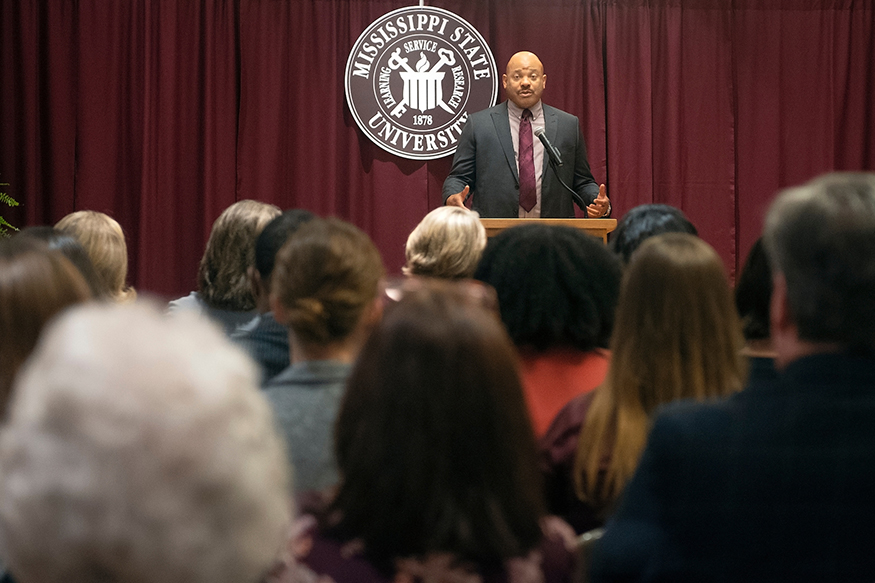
left=2, top=0, right=873, bottom=296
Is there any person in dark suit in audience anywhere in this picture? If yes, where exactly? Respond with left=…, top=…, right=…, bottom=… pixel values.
left=591, top=172, right=875, bottom=582
left=443, top=51, right=610, bottom=218
left=232, top=209, right=316, bottom=383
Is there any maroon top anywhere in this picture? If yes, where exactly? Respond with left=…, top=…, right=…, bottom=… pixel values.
left=539, top=390, right=611, bottom=534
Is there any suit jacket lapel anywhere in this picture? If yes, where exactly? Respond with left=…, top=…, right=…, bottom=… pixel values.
left=491, top=103, right=519, bottom=183
left=542, top=105, right=559, bottom=175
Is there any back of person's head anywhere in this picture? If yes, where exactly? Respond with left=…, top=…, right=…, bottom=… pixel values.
left=55, top=210, right=135, bottom=302
left=0, top=237, right=92, bottom=411
left=197, top=199, right=281, bottom=311
left=735, top=237, right=772, bottom=342
left=576, top=233, right=744, bottom=508
left=0, top=302, right=291, bottom=583
left=610, top=203, right=698, bottom=265
left=330, top=280, right=544, bottom=570
left=254, top=209, right=317, bottom=281
left=474, top=224, right=622, bottom=352
left=17, top=226, right=105, bottom=299
left=271, top=218, right=384, bottom=346
left=763, top=172, right=875, bottom=355
left=403, top=206, right=487, bottom=279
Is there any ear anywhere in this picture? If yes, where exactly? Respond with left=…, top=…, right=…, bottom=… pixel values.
left=542, top=73, right=546, bottom=89
left=769, top=272, right=798, bottom=368
left=502, top=73, right=508, bottom=89
left=359, top=296, right=384, bottom=335
left=248, top=266, right=264, bottom=298
left=769, top=273, right=791, bottom=336
left=270, top=293, right=291, bottom=326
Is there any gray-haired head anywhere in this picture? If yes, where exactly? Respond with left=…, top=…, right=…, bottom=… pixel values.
left=0, top=302, right=291, bottom=583
left=763, top=172, right=875, bottom=355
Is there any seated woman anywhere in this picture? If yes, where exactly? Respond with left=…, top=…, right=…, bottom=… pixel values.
left=475, top=223, right=623, bottom=437
left=292, top=280, right=576, bottom=583
left=0, top=237, right=92, bottom=413
left=403, top=206, right=487, bottom=279
left=265, top=217, right=384, bottom=494
left=17, top=226, right=105, bottom=299
left=168, top=199, right=280, bottom=334
left=0, top=303, right=291, bottom=583
left=543, top=233, right=745, bottom=533
left=55, top=210, right=136, bottom=302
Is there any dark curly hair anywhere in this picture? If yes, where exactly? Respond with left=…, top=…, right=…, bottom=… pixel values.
left=610, top=204, right=697, bottom=265
left=474, top=224, right=622, bottom=352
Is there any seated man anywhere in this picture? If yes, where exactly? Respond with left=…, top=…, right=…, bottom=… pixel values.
left=591, top=172, right=875, bottom=582
left=0, top=303, right=292, bottom=583
left=232, top=209, right=315, bottom=383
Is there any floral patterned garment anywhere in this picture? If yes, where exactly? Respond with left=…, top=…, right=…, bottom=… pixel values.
left=268, top=515, right=578, bottom=583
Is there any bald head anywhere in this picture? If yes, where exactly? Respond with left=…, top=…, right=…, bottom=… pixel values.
left=503, top=51, right=546, bottom=110
left=506, top=52, right=544, bottom=76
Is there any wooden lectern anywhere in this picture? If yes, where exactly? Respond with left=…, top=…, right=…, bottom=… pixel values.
left=479, top=219, right=617, bottom=244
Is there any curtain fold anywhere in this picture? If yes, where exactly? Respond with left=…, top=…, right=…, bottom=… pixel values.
left=1, top=0, right=873, bottom=294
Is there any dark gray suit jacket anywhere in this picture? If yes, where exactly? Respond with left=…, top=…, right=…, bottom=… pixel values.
left=591, top=352, right=875, bottom=582
left=442, top=101, right=600, bottom=218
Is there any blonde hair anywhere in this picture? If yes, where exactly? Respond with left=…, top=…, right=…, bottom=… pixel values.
left=575, top=233, right=745, bottom=511
left=403, top=207, right=486, bottom=279
left=197, top=200, right=281, bottom=311
left=272, top=218, right=384, bottom=346
left=56, top=210, right=135, bottom=302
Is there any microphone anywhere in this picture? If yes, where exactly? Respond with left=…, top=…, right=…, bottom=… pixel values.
left=534, top=127, right=563, bottom=167
left=534, top=128, right=588, bottom=212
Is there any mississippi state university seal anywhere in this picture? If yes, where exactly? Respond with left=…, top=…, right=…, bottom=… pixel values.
left=345, top=6, right=498, bottom=160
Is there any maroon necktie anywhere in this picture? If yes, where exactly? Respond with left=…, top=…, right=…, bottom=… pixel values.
left=518, top=108, right=536, bottom=212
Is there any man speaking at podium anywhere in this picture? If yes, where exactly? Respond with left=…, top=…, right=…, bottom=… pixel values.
left=443, top=51, right=611, bottom=219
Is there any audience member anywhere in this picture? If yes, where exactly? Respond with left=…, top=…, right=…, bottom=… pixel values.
left=609, top=203, right=697, bottom=265
left=55, top=210, right=136, bottom=302
left=541, top=233, right=743, bottom=533
left=591, top=172, right=875, bottom=581
left=16, top=226, right=105, bottom=299
left=403, top=206, right=487, bottom=279
left=0, top=237, right=91, bottom=413
left=169, top=199, right=280, bottom=334
left=735, top=236, right=778, bottom=383
left=0, top=303, right=292, bottom=583
left=292, top=281, right=576, bottom=582
left=265, top=218, right=384, bottom=494
left=474, top=224, right=622, bottom=437
left=231, top=209, right=316, bottom=383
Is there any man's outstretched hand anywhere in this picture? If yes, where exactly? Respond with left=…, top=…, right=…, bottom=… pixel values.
left=587, top=184, right=610, bottom=218
left=445, top=186, right=469, bottom=208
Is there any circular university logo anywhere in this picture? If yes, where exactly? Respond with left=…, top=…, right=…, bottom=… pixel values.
left=345, top=6, right=498, bottom=160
